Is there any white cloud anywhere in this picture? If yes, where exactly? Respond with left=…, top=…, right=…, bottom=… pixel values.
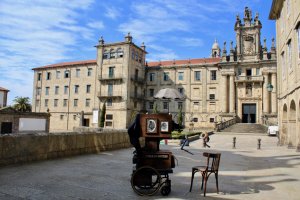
left=104, top=7, right=120, bottom=19
left=0, top=0, right=97, bottom=103
left=87, top=21, right=105, bottom=30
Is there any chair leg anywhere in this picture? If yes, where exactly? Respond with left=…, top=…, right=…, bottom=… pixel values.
left=203, top=173, right=208, bottom=197
left=201, top=172, right=204, bottom=190
left=189, top=170, right=195, bottom=192
left=215, top=172, right=219, bottom=193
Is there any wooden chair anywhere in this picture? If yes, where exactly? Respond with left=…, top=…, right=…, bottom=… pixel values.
left=189, top=152, right=221, bottom=196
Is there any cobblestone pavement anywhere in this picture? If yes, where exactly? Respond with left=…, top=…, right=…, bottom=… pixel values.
left=0, top=133, right=300, bottom=200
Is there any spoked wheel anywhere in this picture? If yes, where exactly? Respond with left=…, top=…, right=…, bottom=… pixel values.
left=160, top=179, right=171, bottom=196
left=131, top=166, right=161, bottom=196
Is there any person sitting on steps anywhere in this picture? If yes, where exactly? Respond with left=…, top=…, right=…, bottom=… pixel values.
left=202, top=132, right=210, bottom=148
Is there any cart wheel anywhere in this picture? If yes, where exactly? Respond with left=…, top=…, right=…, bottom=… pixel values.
left=131, top=166, right=161, bottom=196
left=160, top=185, right=171, bottom=196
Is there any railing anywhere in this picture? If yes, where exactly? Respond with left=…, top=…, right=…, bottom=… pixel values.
left=98, top=74, right=123, bottom=81
left=97, top=91, right=123, bottom=99
left=215, top=117, right=237, bottom=131
left=235, top=76, right=263, bottom=82
left=130, top=76, right=145, bottom=84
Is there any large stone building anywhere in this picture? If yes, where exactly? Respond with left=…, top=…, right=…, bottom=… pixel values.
left=0, top=87, right=9, bottom=108
left=269, top=0, right=300, bottom=149
left=32, top=7, right=277, bottom=131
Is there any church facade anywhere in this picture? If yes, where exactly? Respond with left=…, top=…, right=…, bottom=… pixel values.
left=32, top=7, right=277, bottom=131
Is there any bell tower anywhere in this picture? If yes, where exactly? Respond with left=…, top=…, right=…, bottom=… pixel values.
left=211, top=39, right=221, bottom=58
left=235, top=7, right=262, bottom=61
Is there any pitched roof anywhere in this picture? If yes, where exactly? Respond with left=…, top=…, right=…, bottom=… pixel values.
left=32, top=60, right=97, bottom=70
left=147, top=57, right=221, bottom=67
left=0, top=87, right=9, bottom=91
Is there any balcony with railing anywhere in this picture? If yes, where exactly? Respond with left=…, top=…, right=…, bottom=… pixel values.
left=130, top=93, right=145, bottom=102
left=235, top=75, right=263, bottom=82
left=98, top=73, right=123, bottom=82
left=97, top=91, right=123, bottom=100
left=130, top=76, right=145, bottom=85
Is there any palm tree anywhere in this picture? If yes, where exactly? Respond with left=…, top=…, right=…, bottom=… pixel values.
left=13, top=96, right=32, bottom=112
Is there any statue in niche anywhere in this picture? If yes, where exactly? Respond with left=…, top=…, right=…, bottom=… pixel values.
left=243, top=35, right=255, bottom=55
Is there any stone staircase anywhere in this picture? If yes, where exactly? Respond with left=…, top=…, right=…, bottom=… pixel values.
left=221, top=123, right=268, bottom=134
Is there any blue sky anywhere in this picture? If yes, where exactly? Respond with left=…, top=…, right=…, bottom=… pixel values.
left=0, top=0, right=275, bottom=105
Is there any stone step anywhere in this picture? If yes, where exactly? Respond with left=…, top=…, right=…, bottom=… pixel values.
left=221, top=123, right=267, bottom=133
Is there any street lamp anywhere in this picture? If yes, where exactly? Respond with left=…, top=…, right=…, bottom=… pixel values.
left=267, top=83, right=273, bottom=92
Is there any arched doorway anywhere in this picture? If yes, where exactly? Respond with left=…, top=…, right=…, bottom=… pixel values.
left=281, top=104, right=288, bottom=145
left=288, top=100, right=296, bottom=147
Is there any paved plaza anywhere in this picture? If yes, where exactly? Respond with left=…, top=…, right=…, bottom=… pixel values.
left=0, top=132, right=300, bottom=200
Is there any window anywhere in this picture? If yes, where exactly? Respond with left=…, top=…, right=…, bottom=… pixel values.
left=64, top=86, right=69, bottom=94
left=193, top=102, right=199, bottom=110
left=178, top=88, right=184, bottom=94
left=134, top=101, right=137, bottom=108
left=178, top=102, right=183, bottom=110
left=87, top=68, right=92, bottom=76
left=106, top=114, right=113, bottom=120
left=110, top=49, right=115, bottom=58
left=86, top=84, right=91, bottom=93
left=149, top=102, right=154, bottom=109
left=163, top=102, right=169, bottom=110
left=132, top=50, right=135, bottom=59
left=103, top=50, right=109, bottom=59
left=209, top=94, right=215, bottom=100
left=56, top=71, right=61, bottom=79
left=107, top=98, right=112, bottom=106
left=55, top=86, right=59, bottom=95
left=138, top=53, right=142, bottom=63
left=135, top=69, right=138, bottom=80
left=76, top=69, right=80, bottom=77
left=74, top=85, right=79, bottom=94
left=85, top=99, right=90, bottom=107
left=178, top=72, right=184, bottom=81
left=134, top=86, right=138, bottom=97
left=163, top=72, right=169, bottom=81
left=149, top=89, right=154, bottom=97
left=193, top=118, right=198, bottom=122
left=194, top=71, right=201, bottom=81
left=287, top=40, right=292, bottom=69
left=135, top=51, right=139, bottom=61
left=281, top=52, right=286, bottom=79
left=54, top=99, right=58, bottom=107
left=45, top=87, right=50, bottom=95
left=256, top=68, right=260, bottom=75
left=64, top=70, right=70, bottom=78
left=44, top=99, right=48, bottom=107
left=60, top=115, right=64, bottom=120
left=37, top=87, right=41, bottom=95
left=46, top=72, right=51, bottom=80
left=108, top=84, right=113, bottom=96
left=35, top=100, right=40, bottom=107
left=74, top=99, right=78, bottom=107
left=211, top=70, right=217, bottom=80
left=63, top=99, right=68, bottom=107
left=105, top=121, right=112, bottom=127
left=297, top=26, right=300, bottom=59
left=116, top=48, right=123, bottom=58
left=73, top=115, right=77, bottom=120
left=149, top=73, right=155, bottom=81
left=246, top=69, right=252, bottom=76
left=37, top=73, right=42, bottom=81
left=109, top=67, right=114, bottom=78
left=210, top=118, right=215, bottom=123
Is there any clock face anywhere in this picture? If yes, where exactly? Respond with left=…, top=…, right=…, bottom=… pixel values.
left=243, top=35, right=254, bottom=55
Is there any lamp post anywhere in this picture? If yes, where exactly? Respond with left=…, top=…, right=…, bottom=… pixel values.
left=267, top=83, right=273, bottom=92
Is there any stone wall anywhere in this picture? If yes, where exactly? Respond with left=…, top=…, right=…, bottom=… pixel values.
left=0, top=129, right=131, bottom=167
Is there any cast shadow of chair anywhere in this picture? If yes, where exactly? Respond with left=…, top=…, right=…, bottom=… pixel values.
left=189, top=152, right=221, bottom=197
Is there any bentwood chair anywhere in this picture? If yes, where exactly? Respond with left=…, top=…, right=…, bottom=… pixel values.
left=189, top=152, right=221, bottom=197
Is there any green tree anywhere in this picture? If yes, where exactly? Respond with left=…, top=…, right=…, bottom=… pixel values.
left=99, top=102, right=106, bottom=127
left=13, top=96, right=32, bottom=112
left=153, top=102, right=159, bottom=113
left=177, top=107, right=183, bottom=129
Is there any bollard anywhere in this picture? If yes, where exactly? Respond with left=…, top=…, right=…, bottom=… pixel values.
left=233, top=137, right=236, bottom=149
left=257, top=138, right=261, bottom=149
